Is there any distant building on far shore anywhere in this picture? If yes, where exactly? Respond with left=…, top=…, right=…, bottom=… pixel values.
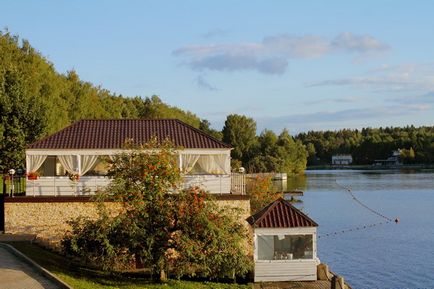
left=373, top=150, right=402, bottom=166
left=331, top=154, right=353, bottom=165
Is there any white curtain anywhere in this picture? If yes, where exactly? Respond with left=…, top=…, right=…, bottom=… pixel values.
left=196, top=155, right=230, bottom=174
left=80, top=155, right=99, bottom=175
left=58, top=155, right=99, bottom=176
left=197, top=156, right=213, bottom=173
left=26, top=155, right=47, bottom=173
left=214, top=154, right=230, bottom=174
left=58, top=155, right=80, bottom=175
left=181, top=154, right=200, bottom=173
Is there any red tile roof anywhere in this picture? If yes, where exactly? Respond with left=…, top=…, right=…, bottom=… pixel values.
left=28, top=119, right=230, bottom=149
left=247, top=198, right=318, bottom=228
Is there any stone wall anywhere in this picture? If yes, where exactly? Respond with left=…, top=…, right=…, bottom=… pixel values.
left=4, top=195, right=251, bottom=249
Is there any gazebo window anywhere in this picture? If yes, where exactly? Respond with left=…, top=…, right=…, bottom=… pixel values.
left=257, top=234, right=313, bottom=261
left=36, top=156, right=67, bottom=176
left=181, top=154, right=230, bottom=175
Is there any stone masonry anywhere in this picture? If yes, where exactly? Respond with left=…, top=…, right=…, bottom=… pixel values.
left=4, top=196, right=251, bottom=250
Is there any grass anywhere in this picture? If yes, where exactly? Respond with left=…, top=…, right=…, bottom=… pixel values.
left=7, top=242, right=251, bottom=289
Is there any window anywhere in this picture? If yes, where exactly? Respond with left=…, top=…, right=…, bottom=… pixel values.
left=181, top=154, right=230, bottom=175
left=257, top=234, right=313, bottom=260
left=37, top=156, right=66, bottom=176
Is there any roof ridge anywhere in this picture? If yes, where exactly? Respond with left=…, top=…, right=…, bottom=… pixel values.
left=247, top=197, right=318, bottom=228
left=251, top=199, right=281, bottom=227
left=280, top=198, right=318, bottom=226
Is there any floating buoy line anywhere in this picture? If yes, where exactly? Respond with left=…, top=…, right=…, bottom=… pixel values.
left=318, top=180, right=399, bottom=239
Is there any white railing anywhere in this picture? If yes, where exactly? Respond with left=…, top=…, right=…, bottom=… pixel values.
left=183, top=174, right=231, bottom=194
left=25, top=174, right=246, bottom=196
left=26, top=177, right=110, bottom=197
left=231, top=173, right=246, bottom=195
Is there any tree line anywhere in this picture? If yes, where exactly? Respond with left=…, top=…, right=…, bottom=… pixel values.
left=0, top=31, right=209, bottom=171
left=3, top=31, right=432, bottom=174
left=296, top=126, right=434, bottom=165
left=0, top=31, right=307, bottom=175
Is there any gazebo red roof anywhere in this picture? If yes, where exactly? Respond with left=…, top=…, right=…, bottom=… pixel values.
left=28, top=119, right=230, bottom=150
left=247, top=198, right=318, bottom=228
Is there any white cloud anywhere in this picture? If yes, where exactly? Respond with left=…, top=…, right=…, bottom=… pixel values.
left=308, top=63, right=434, bottom=92
left=302, top=96, right=361, bottom=105
left=173, top=33, right=389, bottom=75
left=332, top=32, right=390, bottom=54
left=391, top=91, right=434, bottom=105
left=256, top=104, right=430, bottom=132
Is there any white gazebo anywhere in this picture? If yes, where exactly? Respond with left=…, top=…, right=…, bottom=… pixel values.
left=25, top=119, right=244, bottom=196
left=247, top=198, right=320, bottom=282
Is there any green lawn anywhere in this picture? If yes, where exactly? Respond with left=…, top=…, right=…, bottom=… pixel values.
left=8, top=242, right=251, bottom=289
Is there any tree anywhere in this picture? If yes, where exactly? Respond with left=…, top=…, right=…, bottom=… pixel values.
left=246, top=174, right=280, bottom=213
left=276, top=129, right=307, bottom=175
left=222, top=114, right=257, bottom=166
left=199, top=119, right=223, bottom=140
left=247, top=129, right=307, bottom=175
left=0, top=31, right=210, bottom=170
left=400, top=147, right=415, bottom=164
left=62, top=139, right=251, bottom=281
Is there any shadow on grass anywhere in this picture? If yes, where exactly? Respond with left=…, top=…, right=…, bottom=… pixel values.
left=7, top=242, right=251, bottom=289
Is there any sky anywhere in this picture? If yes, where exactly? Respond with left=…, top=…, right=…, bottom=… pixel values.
left=1, top=0, right=434, bottom=133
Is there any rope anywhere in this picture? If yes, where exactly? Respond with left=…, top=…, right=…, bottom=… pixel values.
left=335, top=180, right=394, bottom=222
left=317, top=180, right=397, bottom=239
left=334, top=180, right=394, bottom=222
left=318, top=220, right=391, bottom=239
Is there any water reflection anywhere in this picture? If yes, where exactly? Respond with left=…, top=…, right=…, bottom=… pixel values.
left=271, top=174, right=307, bottom=192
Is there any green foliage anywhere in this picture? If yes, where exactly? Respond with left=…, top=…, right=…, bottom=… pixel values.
left=199, top=119, right=223, bottom=140
left=246, top=174, right=281, bottom=213
left=296, top=126, right=434, bottom=165
left=222, top=114, right=257, bottom=165
left=0, top=32, right=48, bottom=171
left=0, top=31, right=208, bottom=171
left=63, top=141, right=251, bottom=281
left=400, top=147, right=415, bottom=164
left=247, top=129, right=307, bottom=175
left=167, top=188, right=251, bottom=279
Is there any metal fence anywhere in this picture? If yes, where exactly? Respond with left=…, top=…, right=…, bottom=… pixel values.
left=231, top=173, right=246, bottom=195
left=2, top=175, right=26, bottom=197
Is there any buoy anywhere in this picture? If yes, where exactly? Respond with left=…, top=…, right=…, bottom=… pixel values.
left=395, top=218, right=400, bottom=223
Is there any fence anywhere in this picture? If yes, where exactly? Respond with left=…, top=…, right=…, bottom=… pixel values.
left=2, top=175, right=26, bottom=197
left=231, top=173, right=246, bottom=195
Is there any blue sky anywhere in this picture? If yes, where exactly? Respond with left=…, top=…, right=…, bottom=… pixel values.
left=2, top=0, right=434, bottom=133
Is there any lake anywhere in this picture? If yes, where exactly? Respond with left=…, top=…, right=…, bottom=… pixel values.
left=283, top=169, right=434, bottom=289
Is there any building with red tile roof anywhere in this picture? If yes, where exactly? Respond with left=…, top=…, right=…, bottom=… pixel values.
left=25, top=119, right=243, bottom=196
left=248, top=198, right=319, bottom=282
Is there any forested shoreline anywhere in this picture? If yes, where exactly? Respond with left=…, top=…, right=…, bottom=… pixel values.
left=296, top=126, right=434, bottom=166
left=1, top=31, right=433, bottom=174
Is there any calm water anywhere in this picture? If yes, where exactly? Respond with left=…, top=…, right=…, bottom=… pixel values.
left=288, top=169, right=434, bottom=289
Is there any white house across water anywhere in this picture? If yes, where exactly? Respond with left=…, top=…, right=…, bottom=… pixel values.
left=25, top=119, right=245, bottom=196
left=247, top=198, right=320, bottom=282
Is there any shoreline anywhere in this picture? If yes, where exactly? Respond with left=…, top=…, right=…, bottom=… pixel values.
left=306, top=164, right=434, bottom=170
